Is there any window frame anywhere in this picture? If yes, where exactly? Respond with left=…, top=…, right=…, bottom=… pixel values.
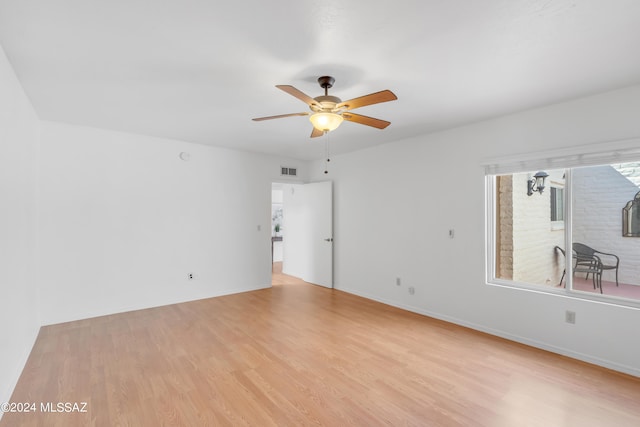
left=485, top=156, right=640, bottom=309
left=550, top=186, right=565, bottom=224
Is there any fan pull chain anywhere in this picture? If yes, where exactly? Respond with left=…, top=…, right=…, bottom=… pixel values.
left=324, top=131, right=331, bottom=174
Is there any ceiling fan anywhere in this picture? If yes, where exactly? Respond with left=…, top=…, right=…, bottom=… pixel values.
left=252, top=76, right=397, bottom=138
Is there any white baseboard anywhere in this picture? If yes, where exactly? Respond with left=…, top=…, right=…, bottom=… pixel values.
left=335, top=284, right=640, bottom=378
left=0, top=325, right=40, bottom=422
left=42, top=283, right=271, bottom=326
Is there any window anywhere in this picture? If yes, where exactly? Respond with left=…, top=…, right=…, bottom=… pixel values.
left=492, top=170, right=566, bottom=287
left=550, top=187, right=564, bottom=222
left=487, top=160, right=640, bottom=305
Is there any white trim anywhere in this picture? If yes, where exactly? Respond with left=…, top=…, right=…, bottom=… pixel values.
left=564, top=169, right=574, bottom=293
left=485, top=166, right=640, bottom=309
left=0, top=327, right=40, bottom=422
left=41, top=284, right=270, bottom=326
left=485, top=175, right=497, bottom=283
left=334, top=284, right=640, bottom=378
left=487, top=277, right=640, bottom=309
left=483, top=137, right=640, bottom=175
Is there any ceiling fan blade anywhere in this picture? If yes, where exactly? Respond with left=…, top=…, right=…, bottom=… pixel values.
left=342, top=112, right=391, bottom=129
left=336, top=90, right=397, bottom=111
left=252, top=112, right=309, bottom=121
left=310, top=127, right=324, bottom=138
left=276, top=85, right=321, bottom=107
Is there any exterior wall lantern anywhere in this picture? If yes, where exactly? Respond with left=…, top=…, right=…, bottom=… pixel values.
left=527, top=171, right=549, bottom=196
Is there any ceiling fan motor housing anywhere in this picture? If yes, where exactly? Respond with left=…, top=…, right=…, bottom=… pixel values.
left=311, top=95, right=342, bottom=113
left=317, top=76, right=335, bottom=90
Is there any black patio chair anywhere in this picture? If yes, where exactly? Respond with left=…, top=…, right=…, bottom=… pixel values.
left=554, top=245, right=603, bottom=293
left=572, top=242, right=619, bottom=287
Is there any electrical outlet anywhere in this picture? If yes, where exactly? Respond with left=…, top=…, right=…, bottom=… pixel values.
left=396, top=277, right=401, bottom=286
left=408, top=286, right=415, bottom=295
left=565, top=310, right=576, bottom=324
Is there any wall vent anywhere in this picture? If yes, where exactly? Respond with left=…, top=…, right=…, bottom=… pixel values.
left=281, top=167, right=297, bottom=176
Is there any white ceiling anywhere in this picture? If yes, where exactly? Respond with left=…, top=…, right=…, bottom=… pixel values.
left=1, top=0, right=640, bottom=160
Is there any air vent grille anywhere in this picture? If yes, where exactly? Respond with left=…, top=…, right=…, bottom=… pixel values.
left=281, top=167, right=297, bottom=176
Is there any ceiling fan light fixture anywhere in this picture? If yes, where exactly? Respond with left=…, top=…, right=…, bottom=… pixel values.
left=253, top=76, right=396, bottom=137
left=309, top=112, right=343, bottom=132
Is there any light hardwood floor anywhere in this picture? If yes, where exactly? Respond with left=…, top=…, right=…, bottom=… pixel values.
left=3, top=266, right=640, bottom=426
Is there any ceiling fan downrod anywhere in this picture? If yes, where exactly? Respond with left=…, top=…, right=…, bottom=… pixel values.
left=317, top=76, right=335, bottom=96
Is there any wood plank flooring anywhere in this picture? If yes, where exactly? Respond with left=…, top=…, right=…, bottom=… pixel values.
left=3, top=267, right=640, bottom=426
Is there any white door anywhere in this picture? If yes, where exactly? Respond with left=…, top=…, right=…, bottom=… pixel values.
left=281, top=181, right=333, bottom=288
left=303, top=181, right=333, bottom=288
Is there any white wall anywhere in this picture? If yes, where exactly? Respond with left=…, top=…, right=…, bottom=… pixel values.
left=38, top=121, right=307, bottom=325
left=310, top=85, right=640, bottom=376
left=0, top=44, right=40, bottom=406
left=271, top=188, right=283, bottom=204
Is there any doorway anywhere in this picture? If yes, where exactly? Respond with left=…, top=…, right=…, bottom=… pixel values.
left=271, top=183, right=284, bottom=281
left=270, top=181, right=334, bottom=288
